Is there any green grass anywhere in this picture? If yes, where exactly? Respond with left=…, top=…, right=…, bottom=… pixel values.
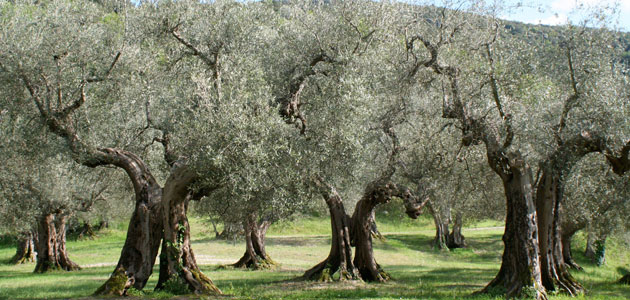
left=1, top=217, right=629, bottom=299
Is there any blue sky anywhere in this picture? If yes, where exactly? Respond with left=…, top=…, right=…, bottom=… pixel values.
left=499, top=0, right=630, bottom=31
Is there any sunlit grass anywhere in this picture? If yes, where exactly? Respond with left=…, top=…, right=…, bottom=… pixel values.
left=0, top=217, right=629, bottom=299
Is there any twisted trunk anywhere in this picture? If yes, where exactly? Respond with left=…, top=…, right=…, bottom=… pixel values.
left=11, top=231, right=36, bottom=264
left=17, top=56, right=163, bottom=295
left=560, top=218, right=585, bottom=271
left=94, top=150, right=163, bottom=296
left=561, top=234, right=581, bottom=270
left=55, top=214, right=80, bottom=271
left=590, top=236, right=607, bottom=266
left=427, top=202, right=449, bottom=250
left=535, top=169, right=583, bottom=296
left=232, top=213, right=275, bottom=269
left=584, top=232, right=608, bottom=265
left=534, top=133, right=613, bottom=295
left=479, top=155, right=546, bottom=300
left=351, top=182, right=402, bottom=282
left=34, top=212, right=80, bottom=273
left=302, top=184, right=358, bottom=281
left=448, top=212, right=466, bottom=249
left=155, top=166, right=221, bottom=295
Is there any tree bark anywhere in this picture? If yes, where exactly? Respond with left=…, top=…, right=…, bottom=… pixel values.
left=427, top=202, right=450, bottom=250
left=447, top=212, right=467, bottom=249
left=535, top=168, right=584, bottom=296
left=560, top=234, right=581, bottom=270
left=559, top=216, right=586, bottom=271
left=584, top=231, right=596, bottom=261
left=155, top=166, right=221, bottom=295
left=592, top=236, right=607, bottom=266
left=232, top=213, right=275, bottom=269
left=11, top=231, right=36, bottom=264
left=34, top=212, right=80, bottom=273
left=351, top=181, right=401, bottom=282
left=55, top=214, right=81, bottom=271
left=583, top=232, right=606, bottom=266
left=94, top=150, right=163, bottom=296
left=479, top=155, right=546, bottom=300
left=302, top=181, right=359, bottom=281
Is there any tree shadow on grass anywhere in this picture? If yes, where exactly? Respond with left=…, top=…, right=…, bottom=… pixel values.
left=382, top=233, right=502, bottom=264
left=0, top=268, right=112, bottom=299
left=204, top=263, right=498, bottom=299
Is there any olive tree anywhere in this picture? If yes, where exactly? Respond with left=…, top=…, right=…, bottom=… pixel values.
left=0, top=0, right=168, bottom=294
left=261, top=1, right=427, bottom=282
left=399, top=1, right=629, bottom=298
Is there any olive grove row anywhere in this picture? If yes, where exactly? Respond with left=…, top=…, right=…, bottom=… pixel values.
left=0, top=0, right=629, bottom=299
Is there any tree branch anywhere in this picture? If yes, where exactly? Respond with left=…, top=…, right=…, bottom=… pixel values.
left=484, top=43, right=513, bottom=149
left=556, top=46, right=580, bottom=142
left=85, top=52, right=121, bottom=83
left=17, top=67, right=47, bottom=117
left=170, top=29, right=217, bottom=68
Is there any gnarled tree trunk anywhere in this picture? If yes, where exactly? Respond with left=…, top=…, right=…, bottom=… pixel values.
left=584, top=231, right=596, bottom=261
left=590, top=236, right=607, bottom=266
left=302, top=181, right=358, bottom=281
left=479, top=157, right=546, bottom=300
left=584, top=231, right=606, bottom=266
left=232, top=213, right=275, bottom=269
left=561, top=233, right=580, bottom=270
left=351, top=181, right=403, bottom=282
left=16, top=53, right=164, bottom=295
left=94, top=150, right=163, bottom=296
left=559, top=217, right=586, bottom=271
left=448, top=212, right=466, bottom=249
left=427, top=202, right=450, bottom=250
left=535, top=168, right=583, bottom=296
left=155, top=166, right=221, bottom=295
left=34, top=212, right=80, bottom=273
left=55, top=214, right=80, bottom=271
left=11, top=231, right=36, bottom=264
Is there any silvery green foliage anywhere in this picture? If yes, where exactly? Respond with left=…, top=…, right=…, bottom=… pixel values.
left=564, top=154, right=630, bottom=237
left=0, top=0, right=157, bottom=158
left=268, top=0, right=409, bottom=205
left=0, top=0, right=628, bottom=237
left=0, top=113, right=130, bottom=236
left=138, top=0, right=310, bottom=222
left=0, top=0, right=156, bottom=232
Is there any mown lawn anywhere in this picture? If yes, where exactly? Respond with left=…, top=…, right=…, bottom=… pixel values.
left=0, top=216, right=629, bottom=299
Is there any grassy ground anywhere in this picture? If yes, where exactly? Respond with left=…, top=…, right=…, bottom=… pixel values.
left=0, top=216, right=629, bottom=299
